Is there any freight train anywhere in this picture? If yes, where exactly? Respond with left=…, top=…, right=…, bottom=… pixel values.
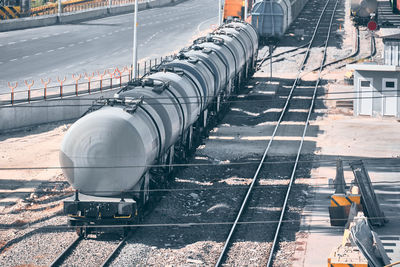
left=350, top=0, right=378, bottom=25
left=390, top=0, right=400, bottom=13
left=223, top=0, right=308, bottom=41
left=251, top=0, right=308, bottom=40
left=60, top=19, right=259, bottom=237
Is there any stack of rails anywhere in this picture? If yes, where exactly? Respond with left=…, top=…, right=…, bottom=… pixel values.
left=60, top=19, right=259, bottom=237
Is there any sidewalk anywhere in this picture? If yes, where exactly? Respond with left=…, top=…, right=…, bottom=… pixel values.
left=293, top=115, right=400, bottom=266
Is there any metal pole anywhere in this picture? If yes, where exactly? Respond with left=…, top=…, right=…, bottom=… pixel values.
left=133, top=0, right=138, bottom=80
left=218, top=0, right=222, bottom=25
left=58, top=0, right=61, bottom=17
left=244, top=0, right=247, bottom=20
left=269, top=44, right=273, bottom=84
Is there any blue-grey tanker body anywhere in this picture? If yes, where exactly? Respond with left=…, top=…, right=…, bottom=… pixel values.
left=251, top=0, right=308, bottom=40
left=60, top=19, right=258, bottom=236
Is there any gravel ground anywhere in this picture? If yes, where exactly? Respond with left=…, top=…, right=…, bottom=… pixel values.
left=0, top=215, right=75, bottom=266
left=108, top=0, right=355, bottom=265
left=0, top=0, right=379, bottom=265
left=60, top=237, right=122, bottom=267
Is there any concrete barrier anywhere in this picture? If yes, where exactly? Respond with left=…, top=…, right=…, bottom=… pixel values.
left=0, top=0, right=186, bottom=32
left=0, top=15, right=57, bottom=31
left=59, top=8, right=108, bottom=24
left=0, top=88, right=120, bottom=133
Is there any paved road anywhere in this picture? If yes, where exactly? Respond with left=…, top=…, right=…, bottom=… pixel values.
left=0, top=0, right=218, bottom=93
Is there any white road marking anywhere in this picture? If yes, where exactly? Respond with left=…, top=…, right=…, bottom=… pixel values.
left=35, top=52, right=43, bottom=55
left=197, top=15, right=217, bottom=34
left=78, top=41, right=84, bottom=44
left=93, top=37, right=99, bottom=40
left=69, top=44, right=75, bottom=47
left=10, top=58, right=17, bottom=62
left=43, top=35, right=50, bottom=38
left=8, top=42, right=16, bottom=45
left=101, top=34, right=106, bottom=37
left=20, top=39, right=27, bottom=42
left=47, top=49, right=54, bottom=53
left=53, top=33, right=60, bottom=36
left=0, top=62, right=3, bottom=64
left=22, top=55, right=30, bottom=59
left=58, top=47, right=65, bottom=50
left=63, top=31, right=70, bottom=34
left=66, top=65, right=74, bottom=69
left=107, top=32, right=112, bottom=35
left=86, top=39, right=92, bottom=42
left=31, top=37, right=39, bottom=40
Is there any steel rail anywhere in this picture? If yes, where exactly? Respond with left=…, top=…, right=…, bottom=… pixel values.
left=266, top=0, right=340, bottom=265
left=49, top=235, right=82, bottom=267
left=100, top=232, right=132, bottom=267
left=214, top=0, right=335, bottom=265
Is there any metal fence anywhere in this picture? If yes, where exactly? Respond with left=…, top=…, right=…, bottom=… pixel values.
left=0, top=56, right=168, bottom=106
left=0, top=0, right=148, bottom=19
left=31, top=0, right=144, bottom=16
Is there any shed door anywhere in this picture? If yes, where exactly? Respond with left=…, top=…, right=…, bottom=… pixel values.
left=382, top=79, right=397, bottom=116
left=359, top=79, right=372, bottom=116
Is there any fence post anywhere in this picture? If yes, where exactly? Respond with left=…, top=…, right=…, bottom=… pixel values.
left=137, top=63, right=140, bottom=79
left=113, top=68, right=122, bottom=87
left=108, top=70, right=114, bottom=88
left=130, top=64, right=133, bottom=80
left=144, top=61, right=147, bottom=75
left=155, top=58, right=157, bottom=66
left=8, top=82, right=18, bottom=105
left=72, top=74, right=82, bottom=96
left=85, top=72, right=95, bottom=93
left=24, top=80, right=34, bottom=102
left=40, top=78, right=51, bottom=100
left=57, top=76, right=66, bottom=97
left=96, top=70, right=106, bottom=91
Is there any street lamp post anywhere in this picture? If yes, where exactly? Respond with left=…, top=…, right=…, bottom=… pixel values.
left=218, top=0, right=222, bottom=25
left=244, top=0, right=247, bottom=19
left=58, top=0, right=62, bottom=19
left=133, top=0, right=138, bottom=79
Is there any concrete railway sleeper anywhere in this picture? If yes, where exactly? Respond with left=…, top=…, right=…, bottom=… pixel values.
left=214, top=0, right=341, bottom=265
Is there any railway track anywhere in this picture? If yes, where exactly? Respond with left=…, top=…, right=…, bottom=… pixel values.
left=215, top=0, right=340, bottom=265
left=49, top=232, right=131, bottom=267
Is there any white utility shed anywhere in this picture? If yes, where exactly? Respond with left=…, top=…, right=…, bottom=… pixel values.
left=347, top=28, right=400, bottom=118
left=347, top=64, right=400, bottom=117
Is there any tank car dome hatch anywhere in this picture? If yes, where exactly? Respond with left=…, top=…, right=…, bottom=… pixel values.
left=60, top=107, right=160, bottom=196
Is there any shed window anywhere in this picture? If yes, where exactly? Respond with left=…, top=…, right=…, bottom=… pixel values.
left=361, top=81, right=370, bottom=87
left=385, top=81, right=395, bottom=88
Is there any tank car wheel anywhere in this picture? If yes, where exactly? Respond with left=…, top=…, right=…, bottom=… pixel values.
left=123, top=227, right=131, bottom=237
left=76, top=226, right=83, bottom=237
left=76, top=223, right=89, bottom=238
